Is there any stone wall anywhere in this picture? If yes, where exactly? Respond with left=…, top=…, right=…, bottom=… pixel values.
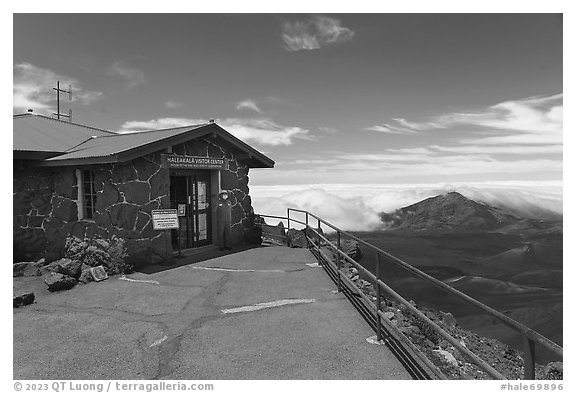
left=13, top=135, right=258, bottom=265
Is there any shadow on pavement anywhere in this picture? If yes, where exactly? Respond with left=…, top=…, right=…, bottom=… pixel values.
left=135, top=243, right=261, bottom=274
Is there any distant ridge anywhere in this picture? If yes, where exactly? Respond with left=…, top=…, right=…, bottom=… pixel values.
left=379, top=192, right=522, bottom=231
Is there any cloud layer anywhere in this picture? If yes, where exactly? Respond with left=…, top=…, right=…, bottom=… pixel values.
left=282, top=16, right=354, bottom=52
left=13, top=62, right=103, bottom=113
left=118, top=117, right=312, bottom=146
left=250, top=181, right=563, bottom=232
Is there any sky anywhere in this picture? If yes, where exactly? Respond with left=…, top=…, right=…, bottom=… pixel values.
left=12, top=12, right=564, bottom=229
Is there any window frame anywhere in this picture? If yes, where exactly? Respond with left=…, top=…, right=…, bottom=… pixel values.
left=76, top=168, right=97, bottom=220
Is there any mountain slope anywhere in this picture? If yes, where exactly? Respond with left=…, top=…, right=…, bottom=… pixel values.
left=380, top=192, right=523, bottom=231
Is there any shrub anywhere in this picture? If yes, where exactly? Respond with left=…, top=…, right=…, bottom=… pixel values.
left=64, top=235, right=132, bottom=274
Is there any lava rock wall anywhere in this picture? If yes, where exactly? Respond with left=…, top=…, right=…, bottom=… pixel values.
left=13, top=135, right=258, bottom=265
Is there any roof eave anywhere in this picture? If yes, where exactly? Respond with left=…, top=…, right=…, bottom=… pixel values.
left=211, top=124, right=275, bottom=168
left=36, top=123, right=275, bottom=168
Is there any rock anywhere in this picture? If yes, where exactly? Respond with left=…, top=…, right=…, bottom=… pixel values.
left=261, top=221, right=288, bottom=246
left=287, top=228, right=307, bottom=248
left=56, top=258, right=83, bottom=279
left=351, top=275, right=359, bottom=281
left=440, top=311, right=458, bottom=327
left=350, top=267, right=358, bottom=275
left=39, top=261, right=61, bottom=276
left=383, top=311, right=395, bottom=320
left=133, top=157, right=160, bottom=182
left=109, top=203, right=139, bottom=230
left=44, top=273, right=77, bottom=292
left=51, top=196, right=78, bottom=221
left=13, top=293, right=35, bottom=308
left=118, top=181, right=151, bottom=205
left=33, top=258, right=50, bottom=267
left=400, top=326, right=421, bottom=336
left=13, top=262, right=41, bottom=277
left=13, top=227, right=46, bottom=261
left=149, top=168, right=169, bottom=200
left=301, top=226, right=324, bottom=246
left=111, top=163, right=137, bottom=184
left=434, top=349, right=459, bottom=367
left=78, top=263, right=94, bottom=284
left=340, top=239, right=362, bottom=262
left=422, top=338, right=436, bottom=348
left=544, top=362, right=563, bottom=380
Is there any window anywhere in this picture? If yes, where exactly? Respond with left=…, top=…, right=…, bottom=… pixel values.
left=81, top=169, right=97, bottom=220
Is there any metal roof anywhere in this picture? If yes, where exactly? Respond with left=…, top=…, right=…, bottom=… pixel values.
left=13, top=114, right=274, bottom=168
left=13, top=113, right=115, bottom=153
left=45, top=125, right=208, bottom=162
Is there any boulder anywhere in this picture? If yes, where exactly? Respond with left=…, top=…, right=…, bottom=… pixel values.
left=544, top=362, right=563, bottom=380
left=34, top=258, right=50, bottom=267
left=39, top=261, right=61, bottom=276
left=261, top=221, right=288, bottom=246
left=434, top=349, right=459, bottom=367
left=287, top=228, right=307, bottom=248
left=383, top=311, right=395, bottom=320
left=44, top=273, right=77, bottom=292
left=340, top=239, right=362, bottom=262
left=56, top=258, right=83, bottom=279
left=78, top=263, right=95, bottom=284
left=302, top=226, right=323, bottom=245
left=13, top=293, right=35, bottom=308
left=440, top=311, right=458, bottom=327
left=13, top=262, right=41, bottom=277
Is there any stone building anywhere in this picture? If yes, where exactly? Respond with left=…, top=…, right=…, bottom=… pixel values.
left=13, top=113, right=274, bottom=266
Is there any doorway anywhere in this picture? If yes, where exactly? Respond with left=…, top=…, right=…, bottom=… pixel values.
left=169, top=171, right=212, bottom=250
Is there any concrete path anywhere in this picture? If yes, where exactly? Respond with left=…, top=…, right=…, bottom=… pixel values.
left=13, top=247, right=411, bottom=380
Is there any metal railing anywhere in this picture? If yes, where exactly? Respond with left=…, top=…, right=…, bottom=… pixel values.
left=257, top=208, right=563, bottom=380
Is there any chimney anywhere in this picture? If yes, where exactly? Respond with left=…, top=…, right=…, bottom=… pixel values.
left=209, top=119, right=215, bottom=124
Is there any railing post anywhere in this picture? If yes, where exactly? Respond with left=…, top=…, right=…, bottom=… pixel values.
left=287, top=208, right=290, bottom=230
left=304, top=212, right=310, bottom=249
left=336, top=231, right=342, bottom=292
left=317, top=219, right=321, bottom=248
left=523, top=336, right=536, bottom=379
left=376, top=253, right=383, bottom=341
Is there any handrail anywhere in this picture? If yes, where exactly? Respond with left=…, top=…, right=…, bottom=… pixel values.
left=311, top=227, right=506, bottom=379
left=257, top=209, right=563, bottom=380
left=287, top=209, right=563, bottom=356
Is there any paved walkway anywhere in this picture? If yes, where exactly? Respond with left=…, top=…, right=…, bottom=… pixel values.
left=13, top=247, right=411, bottom=380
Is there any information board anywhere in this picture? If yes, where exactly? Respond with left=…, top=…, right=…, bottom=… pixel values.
left=151, top=209, right=180, bottom=230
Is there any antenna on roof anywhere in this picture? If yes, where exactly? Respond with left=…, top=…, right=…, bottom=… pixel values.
left=53, top=81, right=73, bottom=122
